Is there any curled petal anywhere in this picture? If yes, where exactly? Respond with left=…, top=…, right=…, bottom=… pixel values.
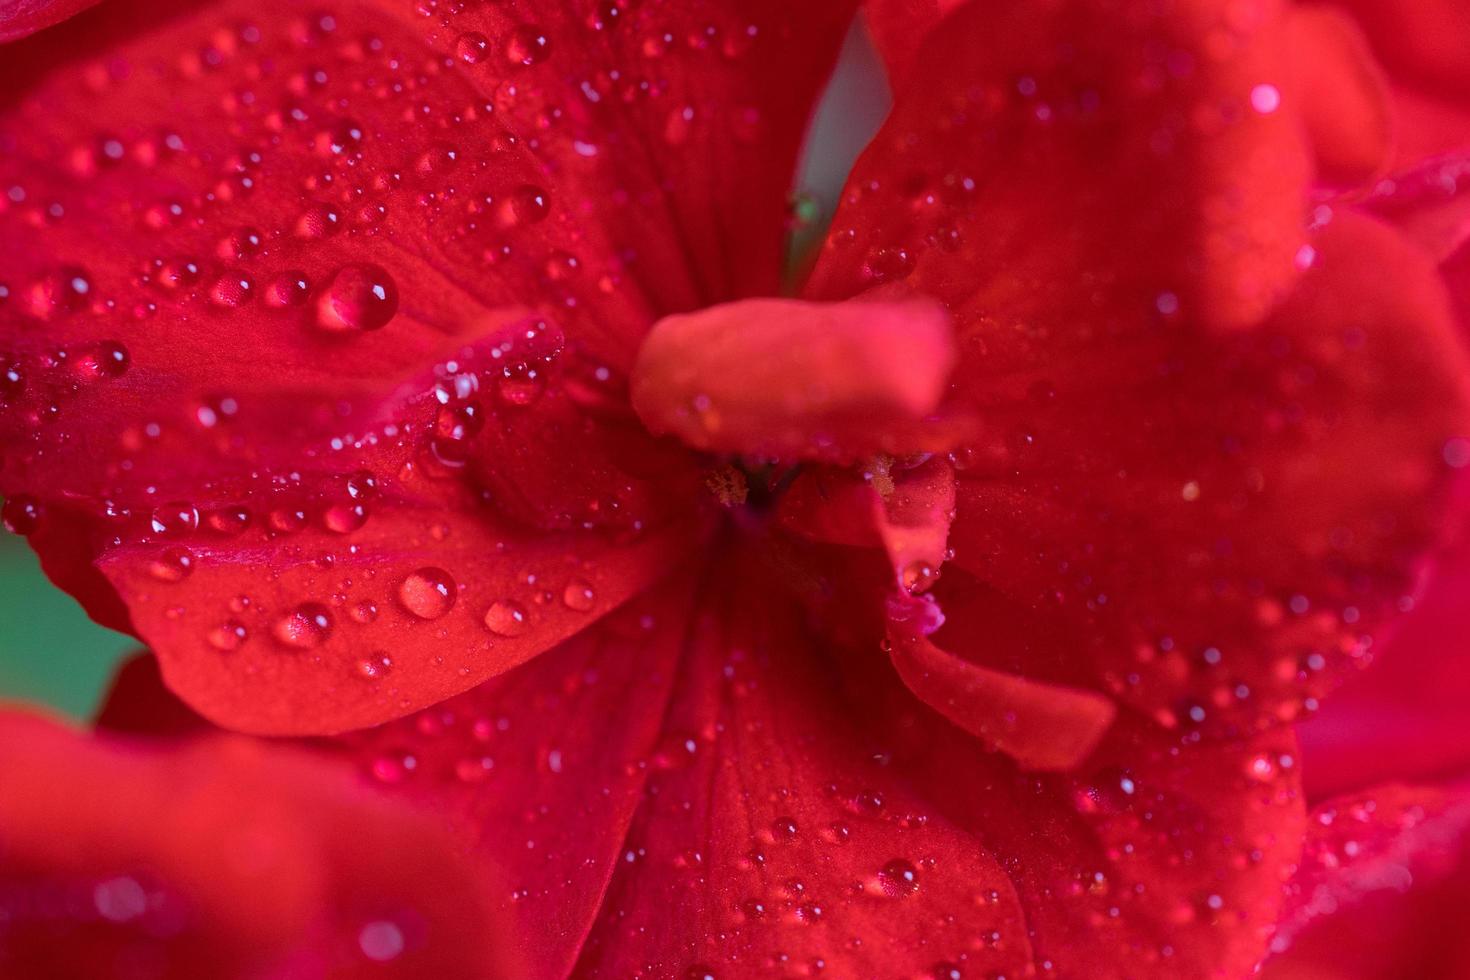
left=631, top=297, right=957, bottom=460
left=888, top=618, right=1117, bottom=770
left=1286, top=5, right=1394, bottom=187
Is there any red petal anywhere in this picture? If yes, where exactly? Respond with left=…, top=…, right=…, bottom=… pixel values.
left=813, top=0, right=1313, bottom=331
left=96, top=479, right=699, bottom=735
left=1366, top=147, right=1470, bottom=262
left=572, top=554, right=1303, bottom=977
left=1329, top=0, right=1470, bottom=103
left=1261, top=782, right=1470, bottom=979
left=97, top=552, right=1306, bottom=976
left=1286, top=5, right=1393, bottom=188
left=776, top=456, right=1115, bottom=769
left=1296, top=525, right=1470, bottom=801
left=0, top=709, right=513, bottom=978
left=332, top=580, right=697, bottom=980
left=860, top=0, right=963, bottom=85
left=94, top=651, right=211, bottom=738
left=0, top=0, right=96, bottom=42
left=631, top=297, right=957, bottom=460
left=888, top=624, right=1118, bottom=770
left=0, top=0, right=856, bottom=731
left=929, top=208, right=1468, bottom=735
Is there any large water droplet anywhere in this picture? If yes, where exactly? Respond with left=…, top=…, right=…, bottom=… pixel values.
left=398, top=567, right=457, bottom=620
left=150, top=502, right=200, bottom=536
left=315, top=263, right=398, bottom=332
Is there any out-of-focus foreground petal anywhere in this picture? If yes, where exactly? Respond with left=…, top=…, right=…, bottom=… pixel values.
left=1261, top=782, right=1470, bottom=979
left=0, top=708, right=512, bottom=978
left=0, top=0, right=97, bottom=43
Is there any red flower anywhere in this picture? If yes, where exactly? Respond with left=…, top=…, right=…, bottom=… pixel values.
left=2, top=0, right=1468, bottom=977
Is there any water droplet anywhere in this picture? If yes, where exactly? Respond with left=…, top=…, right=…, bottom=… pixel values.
left=74, top=341, right=130, bottom=379
left=503, top=184, right=550, bottom=226
left=901, top=560, right=938, bottom=594
left=483, top=599, right=528, bottom=636
left=295, top=203, right=341, bottom=238
left=322, top=501, right=368, bottom=533
left=148, top=546, right=194, bottom=582
left=218, top=226, right=263, bottom=260
left=562, top=577, right=596, bottom=612
left=206, top=505, right=253, bottom=535
left=2, top=496, right=42, bottom=535
left=455, top=31, right=489, bottom=63
left=269, top=508, right=308, bottom=534
left=315, top=263, right=398, bottom=332
left=505, top=25, right=551, bottom=66
left=208, top=619, right=248, bottom=651
left=877, top=858, right=919, bottom=897
left=24, top=267, right=91, bottom=320
left=209, top=271, right=255, bottom=308
left=356, top=652, right=393, bottom=679
left=273, top=602, right=333, bottom=648
left=265, top=270, right=311, bottom=307
left=150, top=502, right=199, bottom=536
left=398, top=566, right=457, bottom=620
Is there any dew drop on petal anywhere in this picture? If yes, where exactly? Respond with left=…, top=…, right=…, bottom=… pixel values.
left=356, top=652, right=393, bottom=680
left=398, top=566, right=457, bottom=620
left=208, top=619, right=248, bottom=651
left=273, top=602, right=333, bottom=648
left=148, top=546, right=194, bottom=582
left=315, top=264, right=398, bottom=332
left=209, top=271, right=255, bottom=308
left=266, top=270, right=311, bottom=308
left=877, top=858, right=920, bottom=897
left=504, top=24, right=551, bottom=66
left=150, top=502, right=199, bottom=536
left=483, top=599, right=528, bottom=636
left=2, top=496, right=42, bottom=535
left=562, top=577, right=596, bottom=612
left=455, top=31, right=489, bottom=63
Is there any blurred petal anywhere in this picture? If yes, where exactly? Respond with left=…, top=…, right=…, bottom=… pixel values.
left=1262, top=782, right=1470, bottom=979
left=0, top=709, right=512, bottom=978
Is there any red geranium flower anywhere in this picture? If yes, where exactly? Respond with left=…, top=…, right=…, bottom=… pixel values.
left=2, top=0, right=1468, bottom=977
